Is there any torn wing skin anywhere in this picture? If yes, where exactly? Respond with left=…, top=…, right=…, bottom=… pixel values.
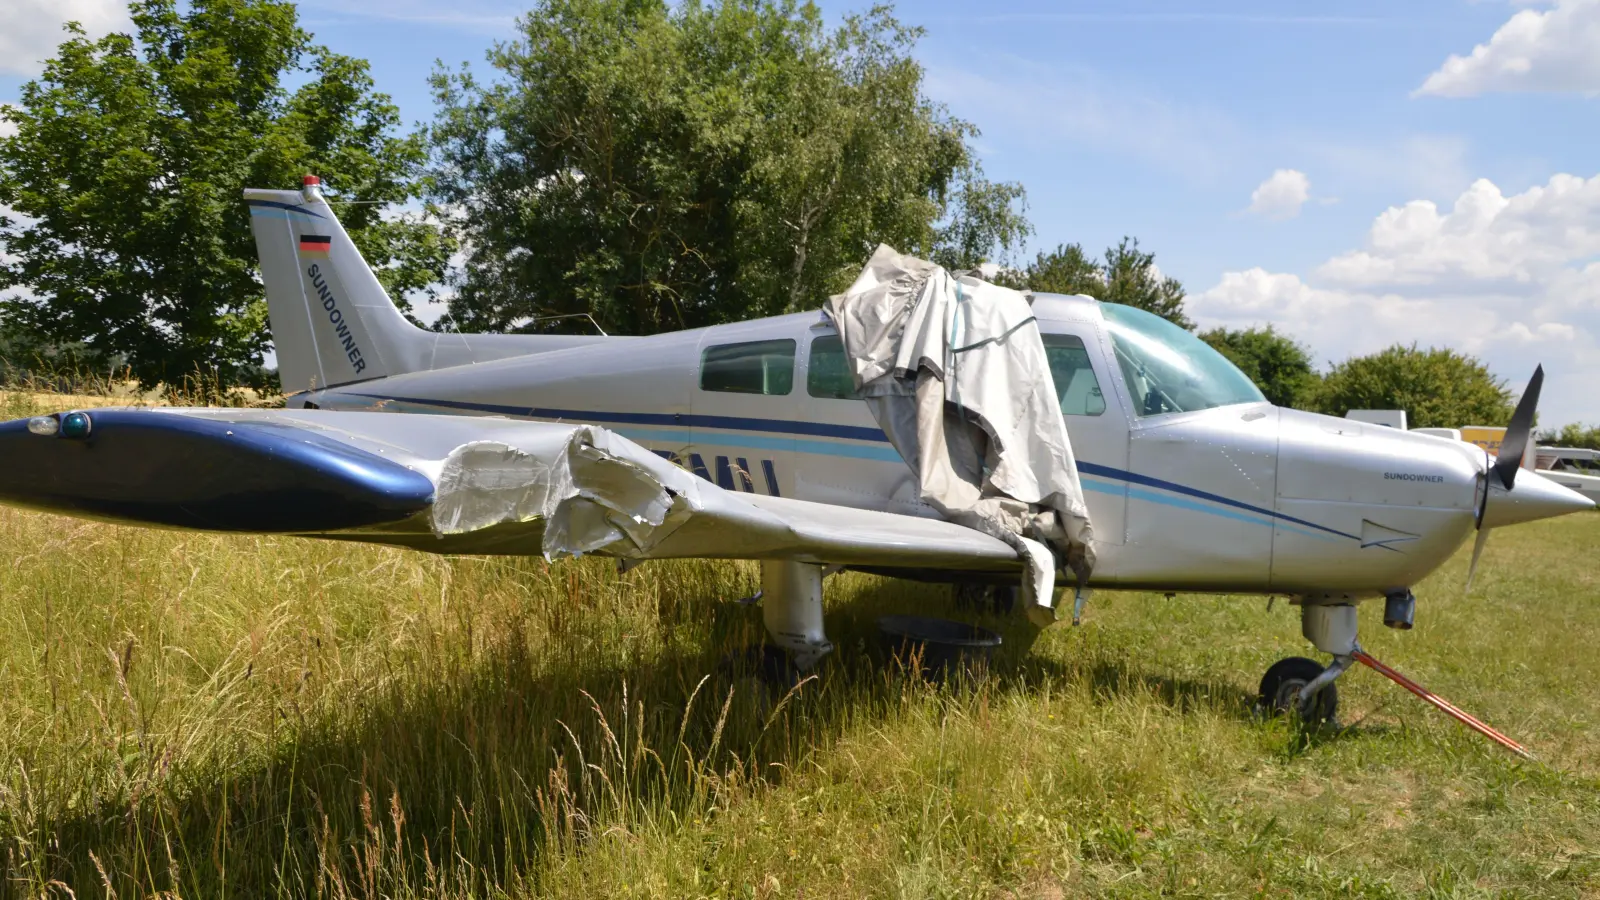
left=0, top=409, right=1021, bottom=572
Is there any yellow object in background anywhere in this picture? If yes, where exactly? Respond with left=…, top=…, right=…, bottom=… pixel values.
left=1460, top=426, right=1507, bottom=456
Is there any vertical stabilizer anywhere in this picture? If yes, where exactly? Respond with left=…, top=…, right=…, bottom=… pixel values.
left=246, top=176, right=610, bottom=395
left=246, top=177, right=407, bottom=392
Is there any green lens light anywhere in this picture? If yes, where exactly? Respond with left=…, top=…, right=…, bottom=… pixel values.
left=59, top=412, right=91, bottom=439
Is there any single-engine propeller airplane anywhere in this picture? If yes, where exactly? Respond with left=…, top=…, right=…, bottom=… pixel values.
left=0, top=176, right=1590, bottom=748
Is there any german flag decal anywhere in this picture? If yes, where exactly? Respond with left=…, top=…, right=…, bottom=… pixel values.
left=298, top=235, right=332, bottom=256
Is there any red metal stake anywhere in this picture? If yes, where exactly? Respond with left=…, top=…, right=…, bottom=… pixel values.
left=1351, top=649, right=1533, bottom=761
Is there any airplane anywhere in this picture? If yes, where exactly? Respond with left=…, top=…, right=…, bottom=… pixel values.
left=0, top=176, right=1590, bottom=745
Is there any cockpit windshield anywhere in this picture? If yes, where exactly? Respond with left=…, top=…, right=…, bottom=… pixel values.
left=1101, top=303, right=1265, bottom=416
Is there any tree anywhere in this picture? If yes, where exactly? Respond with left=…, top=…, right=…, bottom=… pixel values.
left=1009, top=237, right=1192, bottom=329
left=1100, top=237, right=1191, bottom=329
left=1199, top=325, right=1318, bottom=408
left=1308, top=344, right=1513, bottom=429
left=0, top=0, right=450, bottom=387
left=1009, top=242, right=1100, bottom=296
left=1538, top=422, right=1600, bottom=450
left=427, top=0, right=1029, bottom=336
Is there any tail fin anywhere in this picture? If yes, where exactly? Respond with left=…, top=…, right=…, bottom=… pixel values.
left=246, top=176, right=607, bottom=394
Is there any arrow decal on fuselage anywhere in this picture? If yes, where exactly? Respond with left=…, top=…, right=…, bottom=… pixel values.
left=1359, top=519, right=1421, bottom=550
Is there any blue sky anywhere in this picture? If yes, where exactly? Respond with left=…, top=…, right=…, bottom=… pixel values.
left=5, top=0, right=1600, bottom=426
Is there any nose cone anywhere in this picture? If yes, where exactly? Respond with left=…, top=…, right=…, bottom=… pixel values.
left=1480, top=469, right=1596, bottom=528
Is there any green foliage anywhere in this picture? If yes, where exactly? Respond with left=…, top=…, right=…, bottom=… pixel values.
left=1008, top=242, right=1099, bottom=295
left=1309, top=343, right=1513, bottom=429
left=1538, top=422, right=1600, bottom=450
left=1199, top=325, right=1318, bottom=408
left=0, top=0, right=450, bottom=386
left=1011, top=238, right=1192, bottom=329
left=427, top=0, right=1029, bottom=336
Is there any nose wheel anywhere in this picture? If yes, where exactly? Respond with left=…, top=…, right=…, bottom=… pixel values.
left=1259, top=656, right=1339, bottom=725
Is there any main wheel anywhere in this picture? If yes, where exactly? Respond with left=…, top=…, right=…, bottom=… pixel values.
left=715, top=644, right=802, bottom=720
left=953, top=582, right=1016, bottom=616
left=1259, top=656, right=1338, bottom=725
left=718, top=644, right=800, bottom=690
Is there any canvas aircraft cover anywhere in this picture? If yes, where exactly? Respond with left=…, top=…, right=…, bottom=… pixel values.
left=825, top=245, right=1095, bottom=623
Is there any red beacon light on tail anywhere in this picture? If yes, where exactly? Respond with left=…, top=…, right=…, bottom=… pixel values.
left=301, top=173, right=323, bottom=201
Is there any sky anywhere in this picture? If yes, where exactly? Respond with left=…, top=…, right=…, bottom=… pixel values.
left=4, top=0, right=1600, bottom=426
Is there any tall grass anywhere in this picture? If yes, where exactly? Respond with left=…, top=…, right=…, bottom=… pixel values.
left=0, top=390, right=1596, bottom=897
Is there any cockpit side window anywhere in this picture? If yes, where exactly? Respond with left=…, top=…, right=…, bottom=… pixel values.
left=700, top=339, right=796, bottom=395
left=1100, top=303, right=1264, bottom=416
left=806, top=335, right=860, bottom=400
left=1041, top=334, right=1105, bottom=416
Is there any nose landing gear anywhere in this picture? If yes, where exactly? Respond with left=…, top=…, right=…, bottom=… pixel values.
left=1258, top=602, right=1361, bottom=724
left=1258, top=596, right=1534, bottom=759
left=1258, top=655, right=1341, bottom=725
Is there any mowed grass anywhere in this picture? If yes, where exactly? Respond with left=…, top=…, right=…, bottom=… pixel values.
left=0, top=392, right=1598, bottom=897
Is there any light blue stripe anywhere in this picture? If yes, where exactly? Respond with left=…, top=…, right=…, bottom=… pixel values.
left=1080, top=476, right=1128, bottom=497
left=1101, top=480, right=1340, bottom=542
left=612, top=426, right=903, bottom=462
left=328, top=403, right=903, bottom=463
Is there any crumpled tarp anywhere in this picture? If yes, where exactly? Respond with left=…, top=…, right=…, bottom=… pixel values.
left=824, top=244, right=1095, bottom=624
left=431, top=426, right=702, bottom=559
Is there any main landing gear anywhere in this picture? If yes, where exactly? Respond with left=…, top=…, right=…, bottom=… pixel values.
left=718, top=560, right=833, bottom=696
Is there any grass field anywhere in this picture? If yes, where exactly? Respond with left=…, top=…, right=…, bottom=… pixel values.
left=1, top=391, right=1598, bottom=898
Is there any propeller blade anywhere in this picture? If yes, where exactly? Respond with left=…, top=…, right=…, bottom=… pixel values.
left=1465, top=525, right=1491, bottom=593
left=1492, top=365, right=1543, bottom=490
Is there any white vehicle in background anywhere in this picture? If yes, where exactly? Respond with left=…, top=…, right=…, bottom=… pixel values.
left=1344, top=409, right=1408, bottom=430
left=1533, top=447, right=1600, bottom=506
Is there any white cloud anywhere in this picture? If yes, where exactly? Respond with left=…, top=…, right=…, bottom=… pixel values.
left=1307, top=133, right=1473, bottom=205
left=1315, top=174, right=1600, bottom=287
left=923, top=61, right=1241, bottom=181
left=1417, top=0, right=1600, bottom=97
left=1192, top=173, right=1600, bottom=426
left=1246, top=169, right=1312, bottom=220
left=0, top=0, right=129, bottom=76
left=0, top=119, right=15, bottom=140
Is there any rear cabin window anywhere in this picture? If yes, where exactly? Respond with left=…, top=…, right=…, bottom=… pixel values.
left=806, top=335, right=860, bottom=400
left=1042, top=333, right=1106, bottom=416
left=700, top=339, right=796, bottom=395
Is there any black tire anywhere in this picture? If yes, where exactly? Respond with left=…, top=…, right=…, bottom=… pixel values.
left=952, top=582, right=1016, bottom=616
left=717, top=644, right=800, bottom=692
left=1259, top=656, right=1338, bottom=725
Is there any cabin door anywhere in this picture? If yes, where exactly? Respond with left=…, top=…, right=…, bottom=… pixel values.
left=1036, top=316, right=1130, bottom=547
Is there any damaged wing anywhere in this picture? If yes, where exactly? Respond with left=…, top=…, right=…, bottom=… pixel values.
left=0, top=408, right=1020, bottom=572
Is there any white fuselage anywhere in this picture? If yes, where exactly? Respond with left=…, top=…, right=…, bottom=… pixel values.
left=293, top=294, right=1563, bottom=599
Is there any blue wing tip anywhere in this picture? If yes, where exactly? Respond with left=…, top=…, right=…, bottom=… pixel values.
left=0, top=410, right=434, bottom=532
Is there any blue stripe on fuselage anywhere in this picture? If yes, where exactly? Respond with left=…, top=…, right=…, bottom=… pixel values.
left=247, top=199, right=326, bottom=219
left=328, top=393, right=1361, bottom=543
left=346, top=393, right=887, bottom=442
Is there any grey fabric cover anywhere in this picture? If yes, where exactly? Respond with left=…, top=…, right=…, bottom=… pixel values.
left=824, top=244, right=1096, bottom=623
